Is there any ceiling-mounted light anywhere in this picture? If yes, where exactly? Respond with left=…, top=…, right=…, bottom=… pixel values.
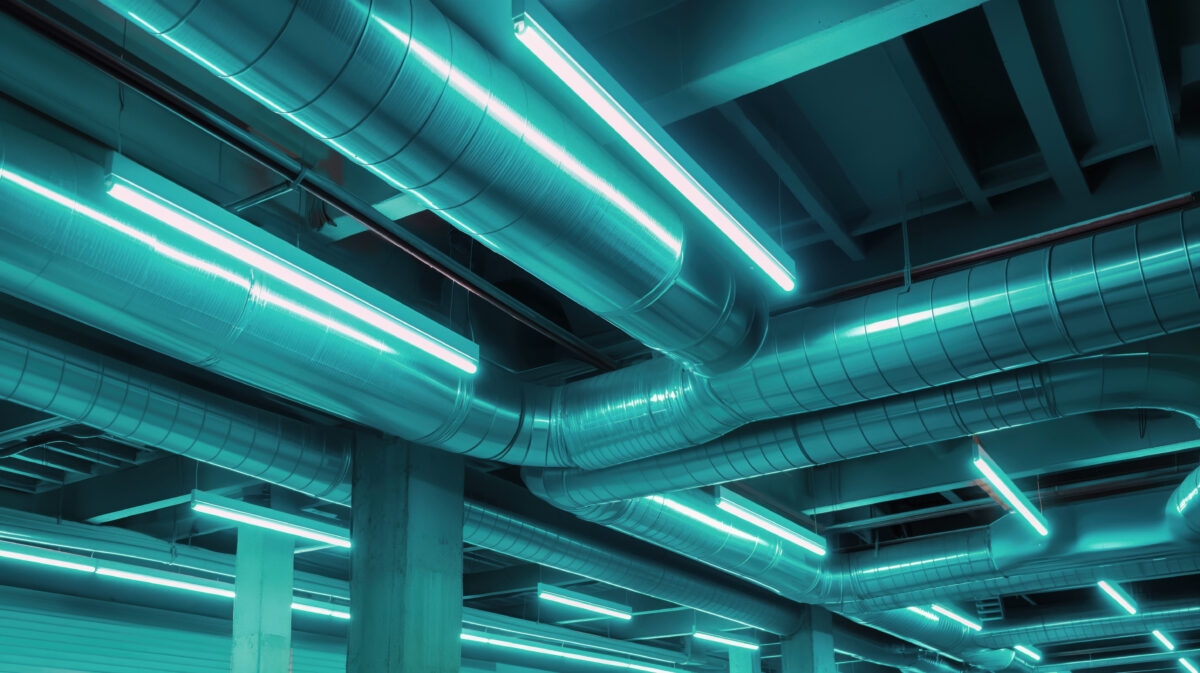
left=461, top=630, right=675, bottom=673
left=102, top=157, right=479, bottom=374
left=538, top=583, right=633, bottom=620
left=512, top=4, right=797, bottom=292
left=930, top=604, right=983, bottom=632
left=907, top=606, right=940, bottom=622
left=1154, top=630, right=1177, bottom=651
left=693, top=631, right=760, bottom=651
left=972, top=441, right=1049, bottom=536
left=0, top=540, right=98, bottom=573
left=95, top=566, right=236, bottom=598
left=715, top=487, right=826, bottom=556
left=190, top=491, right=350, bottom=549
left=291, top=600, right=351, bottom=620
left=1097, top=580, right=1138, bottom=615
left=1182, top=658, right=1199, bottom=673
left=644, top=495, right=761, bottom=543
left=1014, top=645, right=1042, bottom=661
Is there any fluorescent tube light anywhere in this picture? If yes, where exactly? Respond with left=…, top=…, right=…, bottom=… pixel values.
left=537, top=583, right=632, bottom=620
left=1183, top=658, right=1199, bottom=673
left=291, top=601, right=351, bottom=620
left=715, top=487, right=825, bottom=556
left=461, top=630, right=675, bottom=673
left=1014, top=645, right=1042, bottom=661
left=693, top=632, right=760, bottom=651
left=513, top=10, right=796, bottom=292
left=95, top=567, right=236, bottom=598
left=190, top=491, right=350, bottom=549
left=907, top=606, right=940, bottom=622
left=1098, top=580, right=1138, bottom=615
left=930, top=605, right=983, bottom=632
left=104, top=174, right=478, bottom=374
left=0, top=541, right=97, bottom=573
left=644, top=495, right=761, bottom=543
left=1154, top=630, right=1177, bottom=651
left=972, top=443, right=1049, bottom=536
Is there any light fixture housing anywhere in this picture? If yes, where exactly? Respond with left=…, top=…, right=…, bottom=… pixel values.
left=1014, top=645, right=1042, bottom=661
left=512, top=1, right=797, bottom=292
left=461, top=629, right=676, bottom=673
left=972, top=441, right=1050, bottom=536
left=0, top=540, right=98, bottom=573
left=644, top=495, right=761, bottom=543
left=190, top=490, right=351, bottom=549
left=537, top=583, right=633, bottom=620
left=907, top=606, right=940, bottom=622
left=715, top=487, right=826, bottom=556
left=1154, top=630, right=1177, bottom=651
left=693, top=631, right=760, bottom=651
left=103, top=155, right=479, bottom=374
left=930, top=604, right=983, bottom=632
left=1097, top=580, right=1138, bottom=615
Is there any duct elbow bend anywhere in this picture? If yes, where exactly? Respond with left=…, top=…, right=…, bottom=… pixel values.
left=1166, top=467, right=1200, bottom=541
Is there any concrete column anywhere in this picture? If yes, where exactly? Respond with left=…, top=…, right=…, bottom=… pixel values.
left=347, top=436, right=464, bottom=673
left=231, top=526, right=295, bottom=673
left=730, top=646, right=761, bottom=673
left=781, top=605, right=835, bottom=673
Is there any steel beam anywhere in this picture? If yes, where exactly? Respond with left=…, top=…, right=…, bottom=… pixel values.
left=606, top=0, right=985, bottom=124
left=883, top=36, right=992, bottom=214
left=984, top=0, right=1090, bottom=201
left=463, top=563, right=588, bottom=599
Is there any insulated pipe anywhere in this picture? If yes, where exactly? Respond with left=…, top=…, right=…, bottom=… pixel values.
left=529, top=354, right=1200, bottom=507
left=94, top=0, right=765, bottom=374
left=971, top=599, right=1200, bottom=648
left=1036, top=647, right=1200, bottom=672
left=1166, top=465, right=1200, bottom=539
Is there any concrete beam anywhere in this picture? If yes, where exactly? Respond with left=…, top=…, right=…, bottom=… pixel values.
left=231, top=527, right=295, bottom=673
left=782, top=605, right=835, bottom=673
left=1117, top=0, right=1180, bottom=178
left=348, top=437, right=464, bottom=673
left=604, top=0, right=985, bottom=124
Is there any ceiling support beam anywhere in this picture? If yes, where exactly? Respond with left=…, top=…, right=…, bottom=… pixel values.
left=984, top=0, right=1090, bottom=202
left=627, top=0, right=985, bottom=125
left=719, top=100, right=864, bottom=260
left=883, top=36, right=993, bottom=214
left=463, top=564, right=589, bottom=599
left=1117, top=0, right=1180, bottom=178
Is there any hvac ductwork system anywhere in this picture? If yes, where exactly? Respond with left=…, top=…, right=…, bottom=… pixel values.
left=971, top=598, right=1200, bottom=648
left=93, top=0, right=766, bottom=374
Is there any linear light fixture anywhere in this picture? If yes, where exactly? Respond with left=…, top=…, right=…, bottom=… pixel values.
left=693, top=631, right=760, bottom=651
left=1014, top=645, right=1042, bottom=661
left=461, top=630, right=675, bottom=673
left=1183, top=658, right=1199, bottom=673
left=0, top=540, right=98, bottom=573
left=907, top=606, right=940, bottom=622
left=644, top=495, right=761, bottom=543
left=95, top=566, right=236, bottom=598
left=930, top=604, right=983, bottom=632
left=537, top=583, right=632, bottom=620
left=715, top=487, right=825, bottom=556
left=972, top=442, right=1049, bottom=536
left=190, top=491, right=350, bottom=549
left=1154, top=630, right=1177, bottom=651
left=512, top=4, right=797, bottom=292
left=1098, top=580, right=1138, bottom=615
left=291, top=600, right=351, bottom=620
left=102, top=159, right=478, bottom=374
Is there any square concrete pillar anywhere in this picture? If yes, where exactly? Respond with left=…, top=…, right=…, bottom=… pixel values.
left=730, top=646, right=762, bottom=673
left=347, top=436, right=464, bottom=673
left=782, top=605, right=835, bottom=673
left=231, top=526, right=295, bottom=673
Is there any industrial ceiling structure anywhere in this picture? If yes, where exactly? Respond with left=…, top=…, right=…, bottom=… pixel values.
left=0, top=0, right=1198, bottom=672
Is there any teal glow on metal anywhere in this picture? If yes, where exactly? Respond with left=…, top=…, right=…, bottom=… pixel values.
left=1098, top=580, right=1138, bottom=615
left=1014, top=645, right=1042, bottom=661
left=104, top=171, right=478, bottom=374
left=0, top=540, right=97, bottom=573
left=1178, top=483, right=1200, bottom=513
left=972, top=442, right=1049, bottom=536
left=1182, top=658, right=1198, bottom=673
left=513, top=8, right=796, bottom=291
left=907, top=607, right=940, bottom=622
left=644, top=495, right=761, bottom=543
left=930, top=605, right=983, bottom=631
left=95, top=566, right=237, bottom=598
left=190, top=491, right=350, bottom=549
left=715, top=487, right=825, bottom=555
left=1155, top=630, right=1177, bottom=651
left=693, top=631, right=759, bottom=651
left=460, top=629, right=676, bottom=673
left=291, top=601, right=351, bottom=620
left=537, top=583, right=632, bottom=620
